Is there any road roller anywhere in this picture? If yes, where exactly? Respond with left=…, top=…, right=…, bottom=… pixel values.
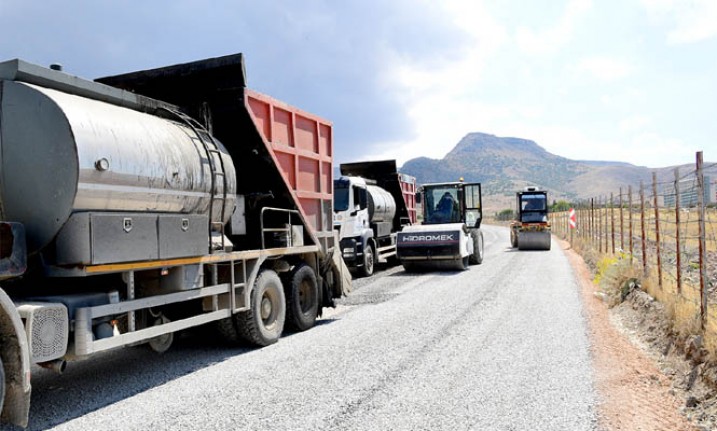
left=510, top=187, right=552, bottom=250
left=397, top=181, right=484, bottom=271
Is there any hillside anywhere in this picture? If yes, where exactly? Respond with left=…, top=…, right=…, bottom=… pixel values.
left=398, top=132, right=702, bottom=212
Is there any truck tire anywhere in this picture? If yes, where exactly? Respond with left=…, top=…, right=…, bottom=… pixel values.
left=470, top=230, right=484, bottom=265
left=236, top=269, right=286, bottom=346
left=359, top=244, right=375, bottom=277
left=0, top=356, right=5, bottom=414
left=284, top=264, right=319, bottom=332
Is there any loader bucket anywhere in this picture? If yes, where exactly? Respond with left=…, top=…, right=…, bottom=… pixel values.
left=517, top=231, right=551, bottom=250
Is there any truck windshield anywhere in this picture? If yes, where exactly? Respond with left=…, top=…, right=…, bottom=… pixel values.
left=424, top=186, right=461, bottom=224
left=334, top=179, right=350, bottom=212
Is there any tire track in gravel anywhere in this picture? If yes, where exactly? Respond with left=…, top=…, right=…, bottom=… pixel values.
left=322, top=235, right=522, bottom=430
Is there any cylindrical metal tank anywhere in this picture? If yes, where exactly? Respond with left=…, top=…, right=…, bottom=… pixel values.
left=0, top=80, right=236, bottom=253
left=366, top=185, right=396, bottom=223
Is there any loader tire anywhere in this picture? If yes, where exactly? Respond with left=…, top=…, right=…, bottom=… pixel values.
left=284, top=264, right=319, bottom=332
left=236, top=269, right=286, bottom=346
left=359, top=244, right=375, bottom=277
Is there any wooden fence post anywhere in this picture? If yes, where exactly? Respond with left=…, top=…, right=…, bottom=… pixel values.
left=611, top=192, right=615, bottom=254
left=596, top=196, right=602, bottom=253
left=675, top=167, right=682, bottom=294
left=620, top=187, right=625, bottom=253
left=697, top=151, right=707, bottom=327
left=652, top=172, right=662, bottom=289
left=629, top=186, right=634, bottom=264
left=640, top=181, right=647, bottom=276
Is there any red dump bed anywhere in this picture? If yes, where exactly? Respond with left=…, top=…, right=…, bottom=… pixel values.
left=245, top=89, right=333, bottom=240
left=399, top=173, right=417, bottom=225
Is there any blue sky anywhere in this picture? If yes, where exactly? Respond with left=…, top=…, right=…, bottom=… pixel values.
left=1, top=0, right=715, bottom=168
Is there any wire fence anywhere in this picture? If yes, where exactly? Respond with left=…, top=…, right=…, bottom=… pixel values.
left=553, top=151, right=717, bottom=344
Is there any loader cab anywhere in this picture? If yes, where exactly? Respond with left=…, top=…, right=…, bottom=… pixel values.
left=516, top=189, right=549, bottom=223
left=419, top=182, right=482, bottom=228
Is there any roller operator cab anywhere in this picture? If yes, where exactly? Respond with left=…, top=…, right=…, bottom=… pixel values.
left=510, top=187, right=552, bottom=250
left=333, top=160, right=416, bottom=277
left=396, top=182, right=484, bottom=272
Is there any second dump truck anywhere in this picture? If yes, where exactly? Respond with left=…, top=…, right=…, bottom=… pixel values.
left=333, top=160, right=416, bottom=276
left=510, top=187, right=552, bottom=250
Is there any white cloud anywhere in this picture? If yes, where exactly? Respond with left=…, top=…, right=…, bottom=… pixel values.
left=619, top=115, right=651, bottom=133
left=576, top=56, right=632, bottom=81
left=640, top=0, right=717, bottom=44
left=370, top=0, right=510, bottom=164
left=516, top=0, right=593, bottom=55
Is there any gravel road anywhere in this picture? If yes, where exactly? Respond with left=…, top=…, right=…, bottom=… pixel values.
left=17, top=224, right=598, bottom=431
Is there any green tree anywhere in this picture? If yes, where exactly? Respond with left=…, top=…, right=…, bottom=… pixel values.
left=495, top=209, right=514, bottom=221
left=550, top=200, right=572, bottom=212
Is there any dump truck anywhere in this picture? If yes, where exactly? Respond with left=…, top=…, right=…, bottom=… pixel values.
left=510, top=187, right=552, bottom=250
left=333, top=160, right=416, bottom=277
left=396, top=181, right=484, bottom=271
left=0, top=53, right=350, bottom=428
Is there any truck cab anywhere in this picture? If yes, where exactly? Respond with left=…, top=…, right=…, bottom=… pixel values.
left=333, top=176, right=374, bottom=275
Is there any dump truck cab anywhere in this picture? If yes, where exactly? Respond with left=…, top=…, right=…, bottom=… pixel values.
left=510, top=187, right=551, bottom=250
left=397, top=182, right=484, bottom=271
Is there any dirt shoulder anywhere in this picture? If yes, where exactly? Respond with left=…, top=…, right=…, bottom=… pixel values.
left=561, top=239, right=697, bottom=431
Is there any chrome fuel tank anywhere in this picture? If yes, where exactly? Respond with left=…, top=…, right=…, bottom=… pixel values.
left=0, top=80, right=236, bottom=253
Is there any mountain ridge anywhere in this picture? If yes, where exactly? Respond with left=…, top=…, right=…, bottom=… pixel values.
left=398, top=132, right=711, bottom=212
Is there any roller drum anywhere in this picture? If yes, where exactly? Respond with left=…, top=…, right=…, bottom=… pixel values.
left=0, top=81, right=236, bottom=253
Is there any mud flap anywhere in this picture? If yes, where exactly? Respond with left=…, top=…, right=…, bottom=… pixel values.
left=330, top=248, right=353, bottom=296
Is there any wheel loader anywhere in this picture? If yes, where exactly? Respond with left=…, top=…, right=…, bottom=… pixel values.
left=396, top=182, right=484, bottom=271
left=510, top=187, right=551, bottom=250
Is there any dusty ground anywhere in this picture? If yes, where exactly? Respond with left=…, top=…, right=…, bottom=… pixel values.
left=561, top=238, right=699, bottom=431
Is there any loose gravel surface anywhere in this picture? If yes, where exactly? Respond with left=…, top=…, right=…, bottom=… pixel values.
left=16, top=225, right=600, bottom=430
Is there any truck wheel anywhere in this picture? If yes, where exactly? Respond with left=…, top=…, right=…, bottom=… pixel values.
left=236, top=269, right=286, bottom=346
left=284, top=264, right=319, bottom=332
left=470, top=230, right=484, bottom=265
left=359, top=244, right=375, bottom=277
left=0, top=356, right=5, bottom=414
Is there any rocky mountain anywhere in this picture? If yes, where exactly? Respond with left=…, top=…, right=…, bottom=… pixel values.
left=398, top=132, right=700, bottom=212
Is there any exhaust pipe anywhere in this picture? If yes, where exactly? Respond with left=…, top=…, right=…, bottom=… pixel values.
left=37, top=359, right=67, bottom=374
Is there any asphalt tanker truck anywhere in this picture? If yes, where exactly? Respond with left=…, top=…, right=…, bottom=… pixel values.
left=0, top=54, right=350, bottom=427
left=333, top=160, right=416, bottom=277
left=396, top=181, right=484, bottom=271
